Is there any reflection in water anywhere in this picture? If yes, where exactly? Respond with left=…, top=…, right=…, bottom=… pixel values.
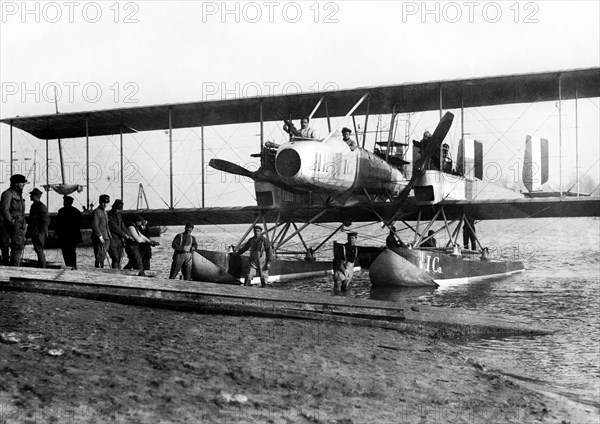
left=370, top=285, right=436, bottom=302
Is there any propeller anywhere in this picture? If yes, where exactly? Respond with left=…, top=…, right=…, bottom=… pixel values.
left=209, top=158, right=306, bottom=194
left=392, top=111, right=455, bottom=207
left=209, top=159, right=257, bottom=179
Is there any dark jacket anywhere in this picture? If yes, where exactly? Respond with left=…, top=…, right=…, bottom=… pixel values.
left=108, top=210, right=130, bottom=240
left=56, top=205, right=83, bottom=245
left=0, top=187, right=26, bottom=234
left=91, top=207, right=111, bottom=240
left=27, top=200, right=50, bottom=238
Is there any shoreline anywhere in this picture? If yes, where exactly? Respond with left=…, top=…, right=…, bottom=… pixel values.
left=1, top=290, right=598, bottom=423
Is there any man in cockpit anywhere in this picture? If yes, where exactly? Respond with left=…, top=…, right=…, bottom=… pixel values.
left=283, top=117, right=317, bottom=140
left=342, top=127, right=358, bottom=151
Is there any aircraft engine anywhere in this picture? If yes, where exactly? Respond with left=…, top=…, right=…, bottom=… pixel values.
left=275, top=140, right=408, bottom=197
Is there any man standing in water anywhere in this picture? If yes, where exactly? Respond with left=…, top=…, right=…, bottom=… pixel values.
left=236, top=225, right=272, bottom=287
left=169, top=223, right=198, bottom=280
left=332, top=232, right=358, bottom=292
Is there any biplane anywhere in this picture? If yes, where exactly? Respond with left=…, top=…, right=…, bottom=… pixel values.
left=2, top=67, right=599, bottom=286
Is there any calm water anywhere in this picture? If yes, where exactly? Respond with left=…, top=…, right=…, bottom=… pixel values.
left=35, top=217, right=600, bottom=407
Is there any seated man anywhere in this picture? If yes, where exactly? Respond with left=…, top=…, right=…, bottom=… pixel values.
left=442, top=143, right=453, bottom=173
left=386, top=226, right=406, bottom=249
left=421, top=230, right=437, bottom=248
left=332, top=232, right=358, bottom=291
left=341, top=127, right=358, bottom=151
left=283, top=117, right=317, bottom=141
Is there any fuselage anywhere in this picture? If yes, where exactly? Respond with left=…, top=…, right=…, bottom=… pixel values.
left=274, top=138, right=407, bottom=199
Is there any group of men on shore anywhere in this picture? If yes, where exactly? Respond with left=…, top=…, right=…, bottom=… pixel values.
left=91, top=193, right=158, bottom=276
left=0, top=174, right=159, bottom=273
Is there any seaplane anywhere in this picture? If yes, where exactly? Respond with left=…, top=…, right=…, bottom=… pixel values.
left=2, top=68, right=599, bottom=286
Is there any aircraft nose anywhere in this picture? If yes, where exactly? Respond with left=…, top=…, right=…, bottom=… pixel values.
left=275, top=149, right=301, bottom=177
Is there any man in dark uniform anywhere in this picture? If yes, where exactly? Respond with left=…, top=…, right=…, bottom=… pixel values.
left=27, top=187, right=50, bottom=268
left=107, top=199, right=132, bottom=269
left=91, top=194, right=111, bottom=268
left=422, top=230, right=437, bottom=248
left=56, top=196, right=83, bottom=269
left=333, top=232, right=358, bottom=291
left=0, top=210, right=10, bottom=265
left=0, top=174, right=28, bottom=266
left=386, top=226, right=406, bottom=249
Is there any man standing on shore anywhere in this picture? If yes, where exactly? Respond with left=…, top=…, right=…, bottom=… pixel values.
left=56, top=196, right=83, bottom=269
left=236, top=225, right=272, bottom=287
left=107, top=199, right=132, bottom=269
left=91, top=194, right=111, bottom=268
left=27, top=188, right=50, bottom=268
left=169, top=223, right=198, bottom=280
left=0, top=174, right=28, bottom=266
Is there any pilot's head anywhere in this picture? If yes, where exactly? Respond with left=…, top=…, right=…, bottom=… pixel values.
left=300, top=117, right=309, bottom=128
left=253, top=225, right=263, bottom=236
left=423, top=131, right=431, bottom=139
left=347, top=232, right=357, bottom=245
left=342, top=127, right=352, bottom=139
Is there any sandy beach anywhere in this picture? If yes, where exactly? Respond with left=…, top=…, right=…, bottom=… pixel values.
left=1, top=289, right=597, bottom=424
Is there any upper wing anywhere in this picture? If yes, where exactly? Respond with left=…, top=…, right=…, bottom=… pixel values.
left=3, top=67, right=598, bottom=140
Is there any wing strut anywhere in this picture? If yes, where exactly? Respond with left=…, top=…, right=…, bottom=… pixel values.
left=277, top=209, right=328, bottom=248
left=321, top=93, right=369, bottom=143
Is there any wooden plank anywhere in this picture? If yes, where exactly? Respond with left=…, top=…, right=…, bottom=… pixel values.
left=6, top=276, right=406, bottom=331
left=0, top=266, right=553, bottom=337
left=0, top=266, right=404, bottom=313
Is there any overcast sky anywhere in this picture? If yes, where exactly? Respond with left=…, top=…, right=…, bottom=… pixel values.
left=1, top=0, right=599, bottom=209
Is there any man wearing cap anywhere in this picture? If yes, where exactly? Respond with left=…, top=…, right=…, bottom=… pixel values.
left=107, top=199, right=132, bottom=269
left=169, top=223, right=198, bottom=280
left=27, top=188, right=50, bottom=268
left=1, top=174, right=28, bottom=266
left=332, top=232, right=358, bottom=291
left=236, top=225, right=273, bottom=287
left=341, top=127, right=357, bottom=151
left=56, top=196, right=83, bottom=269
left=91, top=194, right=112, bottom=268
